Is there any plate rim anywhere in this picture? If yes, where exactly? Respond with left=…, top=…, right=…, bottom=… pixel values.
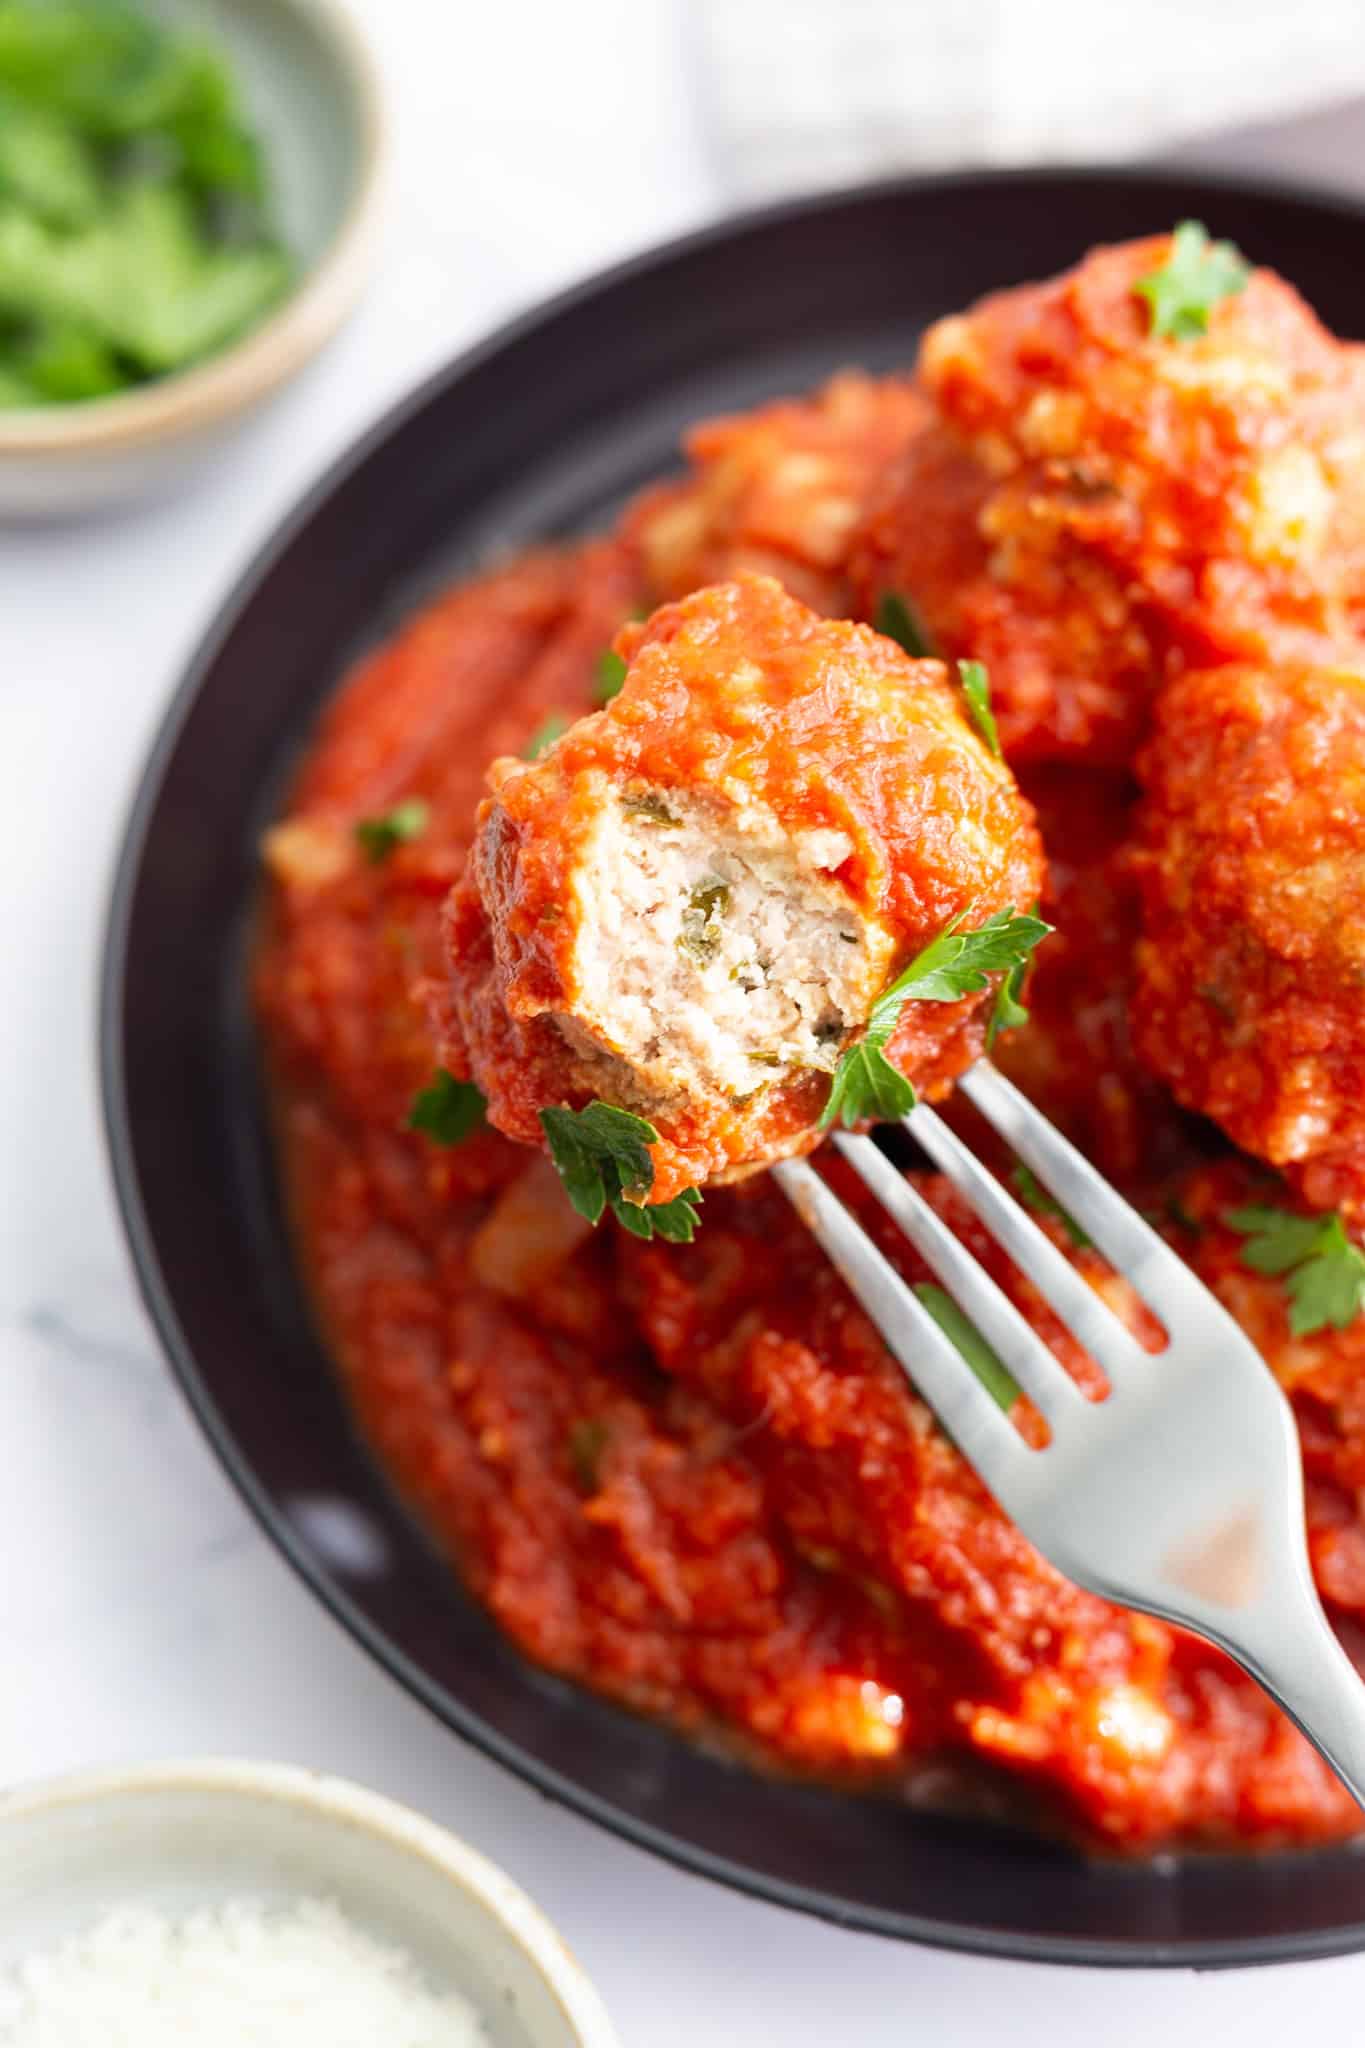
left=100, top=162, right=1365, bottom=1969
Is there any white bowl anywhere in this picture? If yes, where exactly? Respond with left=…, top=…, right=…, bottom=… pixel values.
left=0, top=1759, right=619, bottom=2048
left=0, top=0, right=387, bottom=518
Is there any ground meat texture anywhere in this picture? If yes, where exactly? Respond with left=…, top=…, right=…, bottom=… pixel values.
left=851, top=235, right=1365, bottom=765
left=626, top=371, right=927, bottom=617
left=1130, top=660, right=1365, bottom=1216
left=443, top=575, right=1043, bottom=1202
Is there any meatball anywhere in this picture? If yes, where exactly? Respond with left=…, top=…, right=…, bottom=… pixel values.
left=1130, top=659, right=1365, bottom=1216
left=852, top=233, right=1365, bottom=764
left=443, top=575, right=1043, bottom=1207
left=627, top=371, right=927, bottom=617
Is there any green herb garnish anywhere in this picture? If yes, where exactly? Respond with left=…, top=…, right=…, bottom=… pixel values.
left=820, top=905, right=1052, bottom=1131
left=539, top=1100, right=702, bottom=1241
left=985, top=896, right=1042, bottom=1049
left=354, top=797, right=429, bottom=865
left=874, top=590, right=935, bottom=658
left=0, top=6, right=295, bottom=408
left=594, top=648, right=628, bottom=703
left=408, top=1070, right=486, bottom=1147
left=678, top=877, right=730, bottom=966
left=1225, top=1202, right=1365, bottom=1337
left=913, top=1284, right=1020, bottom=1412
left=1134, top=220, right=1250, bottom=342
left=524, top=713, right=570, bottom=760
left=622, top=790, right=679, bottom=826
left=958, top=659, right=1000, bottom=757
left=1012, top=1163, right=1092, bottom=1249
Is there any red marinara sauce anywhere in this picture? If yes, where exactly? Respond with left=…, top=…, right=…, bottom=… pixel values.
left=253, top=546, right=1360, bottom=1855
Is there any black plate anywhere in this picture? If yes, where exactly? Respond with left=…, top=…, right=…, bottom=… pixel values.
left=102, top=168, right=1365, bottom=1965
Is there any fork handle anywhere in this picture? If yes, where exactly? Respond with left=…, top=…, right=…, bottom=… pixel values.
left=1235, top=1599, right=1365, bottom=1810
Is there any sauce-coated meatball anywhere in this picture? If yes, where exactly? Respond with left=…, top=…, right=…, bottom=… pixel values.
left=1131, top=659, right=1365, bottom=1215
left=853, top=235, right=1365, bottom=764
left=444, top=575, right=1043, bottom=1203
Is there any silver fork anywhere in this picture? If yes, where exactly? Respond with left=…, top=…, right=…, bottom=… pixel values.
left=773, top=1057, right=1365, bottom=1806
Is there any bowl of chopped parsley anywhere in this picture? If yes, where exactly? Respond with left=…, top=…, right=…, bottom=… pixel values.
left=0, top=0, right=385, bottom=513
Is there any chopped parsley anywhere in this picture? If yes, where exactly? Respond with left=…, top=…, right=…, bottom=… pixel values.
left=986, top=897, right=1043, bottom=1049
left=678, top=877, right=730, bottom=965
left=820, top=905, right=1051, bottom=1131
left=408, top=1069, right=486, bottom=1146
left=354, top=797, right=428, bottom=865
left=1134, top=221, right=1250, bottom=341
left=539, top=1100, right=702, bottom=1241
left=594, top=648, right=628, bottom=703
left=914, top=1284, right=1020, bottom=1412
left=1225, top=1201, right=1365, bottom=1337
left=958, top=659, right=1001, bottom=757
left=1012, top=1163, right=1092, bottom=1249
left=524, top=712, right=570, bottom=760
left=874, top=590, right=935, bottom=658
left=623, top=790, right=679, bottom=826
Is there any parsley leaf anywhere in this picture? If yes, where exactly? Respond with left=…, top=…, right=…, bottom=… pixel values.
left=1225, top=1202, right=1365, bottom=1336
left=958, top=659, right=1000, bottom=757
left=354, top=797, right=428, bottom=864
left=820, top=905, right=1052, bottom=1130
left=874, top=590, right=935, bottom=658
left=986, top=896, right=1042, bottom=1048
left=525, top=712, right=570, bottom=760
left=914, top=1284, right=1020, bottom=1412
left=1135, top=220, right=1250, bottom=341
left=408, top=1069, right=486, bottom=1146
left=594, top=648, right=628, bottom=703
left=986, top=954, right=1030, bottom=1048
left=1012, top=1163, right=1092, bottom=1249
left=539, top=1100, right=702, bottom=1241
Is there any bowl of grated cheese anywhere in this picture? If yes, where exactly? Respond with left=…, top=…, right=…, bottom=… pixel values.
left=0, top=1758, right=619, bottom=2047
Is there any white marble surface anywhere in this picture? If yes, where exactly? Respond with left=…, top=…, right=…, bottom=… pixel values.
left=6, top=2, right=1365, bottom=2039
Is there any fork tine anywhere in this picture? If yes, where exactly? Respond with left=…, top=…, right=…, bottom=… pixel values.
left=958, top=1060, right=1216, bottom=1319
left=832, top=1132, right=1086, bottom=1422
left=771, top=1156, right=1024, bottom=1482
left=906, top=1098, right=1150, bottom=1374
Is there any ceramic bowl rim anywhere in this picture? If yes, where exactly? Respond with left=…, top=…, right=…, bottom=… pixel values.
left=0, top=1755, right=620, bottom=2047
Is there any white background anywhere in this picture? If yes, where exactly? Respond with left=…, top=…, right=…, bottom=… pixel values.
left=4, top=2, right=1365, bottom=2039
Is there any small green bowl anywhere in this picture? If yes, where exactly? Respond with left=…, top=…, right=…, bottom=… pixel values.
left=0, top=0, right=387, bottom=517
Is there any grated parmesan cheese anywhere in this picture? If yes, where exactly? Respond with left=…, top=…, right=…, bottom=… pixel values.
left=0, top=1896, right=489, bottom=2047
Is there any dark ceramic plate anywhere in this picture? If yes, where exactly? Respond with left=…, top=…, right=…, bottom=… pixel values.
left=102, top=168, right=1365, bottom=1965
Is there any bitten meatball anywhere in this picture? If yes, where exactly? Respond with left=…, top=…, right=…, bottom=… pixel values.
left=443, top=575, right=1043, bottom=1205
left=1130, top=659, right=1365, bottom=1216
left=627, top=371, right=927, bottom=617
left=852, top=233, right=1365, bottom=764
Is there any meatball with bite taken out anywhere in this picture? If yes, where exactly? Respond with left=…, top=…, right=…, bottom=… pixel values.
left=1130, top=657, right=1365, bottom=1219
left=852, top=228, right=1365, bottom=765
left=441, top=575, right=1046, bottom=1228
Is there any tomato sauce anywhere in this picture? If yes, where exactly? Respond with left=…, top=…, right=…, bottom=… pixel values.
left=251, top=518, right=1365, bottom=1853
